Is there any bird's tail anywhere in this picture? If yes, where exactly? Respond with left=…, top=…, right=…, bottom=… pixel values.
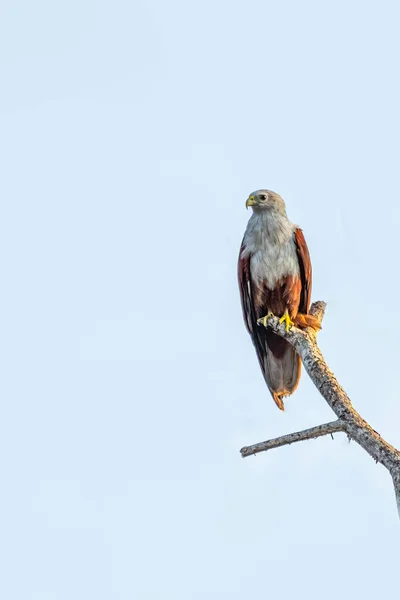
left=254, top=329, right=301, bottom=410
left=265, top=338, right=301, bottom=410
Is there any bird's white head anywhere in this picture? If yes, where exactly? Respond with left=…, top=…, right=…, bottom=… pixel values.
left=245, top=189, right=286, bottom=214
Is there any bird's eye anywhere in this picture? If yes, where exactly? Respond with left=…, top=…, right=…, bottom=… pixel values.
left=259, top=194, right=267, bottom=201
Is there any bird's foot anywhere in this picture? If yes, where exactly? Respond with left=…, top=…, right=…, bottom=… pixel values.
left=257, top=311, right=274, bottom=327
left=279, top=310, right=294, bottom=332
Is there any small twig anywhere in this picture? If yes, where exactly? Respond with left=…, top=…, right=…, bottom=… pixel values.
left=240, top=420, right=345, bottom=457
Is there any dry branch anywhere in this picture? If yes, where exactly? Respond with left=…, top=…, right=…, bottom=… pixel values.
left=240, top=301, right=400, bottom=516
left=240, top=420, right=345, bottom=458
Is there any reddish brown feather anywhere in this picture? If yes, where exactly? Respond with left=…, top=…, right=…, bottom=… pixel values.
left=294, top=228, right=312, bottom=315
left=253, top=276, right=302, bottom=321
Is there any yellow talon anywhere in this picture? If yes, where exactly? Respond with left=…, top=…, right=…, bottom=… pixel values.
left=279, top=310, right=294, bottom=332
left=257, top=311, right=274, bottom=327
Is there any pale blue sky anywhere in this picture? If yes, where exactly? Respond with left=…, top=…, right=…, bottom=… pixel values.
left=1, top=0, right=399, bottom=598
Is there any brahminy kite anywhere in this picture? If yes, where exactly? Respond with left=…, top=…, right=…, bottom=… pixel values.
left=238, top=189, right=318, bottom=410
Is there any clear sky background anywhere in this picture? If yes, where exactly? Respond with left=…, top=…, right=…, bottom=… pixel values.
left=1, top=0, right=399, bottom=598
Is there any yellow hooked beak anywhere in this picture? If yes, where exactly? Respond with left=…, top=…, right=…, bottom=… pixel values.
left=246, top=195, right=255, bottom=209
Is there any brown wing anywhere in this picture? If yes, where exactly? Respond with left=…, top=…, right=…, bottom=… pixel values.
left=238, top=243, right=271, bottom=381
left=237, top=242, right=270, bottom=364
left=237, top=242, right=255, bottom=335
left=294, top=228, right=312, bottom=314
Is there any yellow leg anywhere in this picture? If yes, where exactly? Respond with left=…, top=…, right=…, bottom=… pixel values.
left=279, top=309, right=294, bottom=332
left=257, top=311, right=274, bottom=327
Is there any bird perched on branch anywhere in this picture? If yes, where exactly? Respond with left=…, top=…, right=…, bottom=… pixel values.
left=238, top=189, right=319, bottom=410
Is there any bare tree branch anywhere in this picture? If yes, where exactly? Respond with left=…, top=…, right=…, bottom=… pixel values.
left=241, top=301, right=400, bottom=516
left=240, top=419, right=345, bottom=457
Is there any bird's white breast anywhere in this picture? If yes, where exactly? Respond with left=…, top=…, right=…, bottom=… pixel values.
left=241, top=210, right=300, bottom=288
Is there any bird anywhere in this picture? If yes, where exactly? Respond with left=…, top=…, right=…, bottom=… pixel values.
left=238, top=189, right=319, bottom=410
